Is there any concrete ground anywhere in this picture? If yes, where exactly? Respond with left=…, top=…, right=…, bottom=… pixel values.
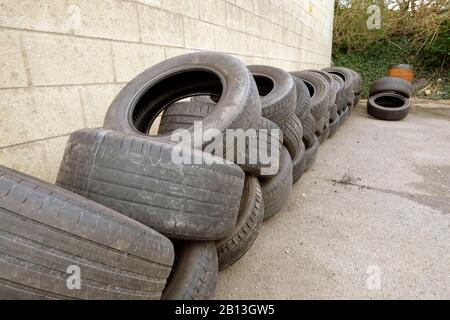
left=215, top=101, right=450, bottom=300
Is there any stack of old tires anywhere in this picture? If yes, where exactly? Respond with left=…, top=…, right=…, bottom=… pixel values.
left=367, top=77, right=412, bottom=120
left=0, top=53, right=361, bottom=300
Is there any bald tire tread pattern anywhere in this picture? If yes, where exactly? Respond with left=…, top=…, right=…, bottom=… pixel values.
left=216, top=176, right=264, bottom=270
left=281, top=114, right=303, bottom=160
left=0, top=165, right=174, bottom=300
left=260, top=147, right=293, bottom=221
left=162, top=241, right=218, bottom=300
left=292, top=141, right=306, bottom=185
left=56, top=129, right=244, bottom=241
left=300, top=112, right=316, bottom=149
left=305, top=136, right=319, bottom=172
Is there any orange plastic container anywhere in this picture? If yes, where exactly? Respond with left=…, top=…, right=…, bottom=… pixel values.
left=388, top=64, right=414, bottom=83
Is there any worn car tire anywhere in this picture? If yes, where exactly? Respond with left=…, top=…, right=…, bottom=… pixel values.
left=331, top=74, right=346, bottom=114
left=56, top=129, right=245, bottom=241
left=340, top=105, right=350, bottom=124
left=248, top=65, right=296, bottom=127
left=328, top=116, right=340, bottom=139
left=280, top=114, right=303, bottom=160
left=300, top=112, right=317, bottom=149
left=292, top=141, right=306, bottom=185
left=319, top=122, right=330, bottom=144
left=323, top=67, right=355, bottom=110
left=369, top=77, right=412, bottom=98
left=104, top=52, right=261, bottom=150
left=0, top=165, right=174, bottom=300
left=291, top=71, right=330, bottom=135
left=216, top=176, right=264, bottom=270
left=304, top=136, right=319, bottom=172
left=367, top=92, right=410, bottom=121
left=292, top=76, right=311, bottom=118
left=260, top=147, right=292, bottom=221
left=162, top=241, right=218, bottom=300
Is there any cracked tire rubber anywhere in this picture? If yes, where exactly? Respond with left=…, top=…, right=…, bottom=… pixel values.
left=369, top=77, right=412, bottom=98
left=260, top=147, right=292, bottom=221
left=367, top=92, right=410, bottom=121
left=281, top=114, right=303, bottom=160
left=0, top=165, right=174, bottom=300
left=162, top=241, right=218, bottom=300
left=56, top=129, right=245, bottom=241
left=291, top=71, right=330, bottom=135
left=248, top=65, right=296, bottom=127
left=304, top=136, right=319, bottom=172
left=216, top=176, right=264, bottom=270
left=328, top=116, right=340, bottom=139
left=158, top=102, right=283, bottom=177
left=104, top=52, right=261, bottom=151
left=292, top=141, right=306, bottom=185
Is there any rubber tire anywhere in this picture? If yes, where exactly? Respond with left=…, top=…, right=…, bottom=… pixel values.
left=328, top=116, right=340, bottom=139
left=162, top=241, right=218, bottom=300
left=104, top=52, right=261, bottom=151
left=291, top=76, right=311, bottom=118
left=260, top=147, right=292, bottom=221
left=280, top=114, right=303, bottom=160
left=248, top=65, right=296, bottom=127
left=216, top=176, right=264, bottom=270
left=367, top=92, right=410, bottom=121
left=0, top=165, right=174, bottom=300
left=369, top=77, right=412, bottom=98
left=291, top=71, right=330, bottom=135
left=292, top=141, right=306, bottom=185
left=322, top=67, right=355, bottom=111
left=158, top=102, right=283, bottom=177
left=319, top=122, right=330, bottom=144
left=56, top=129, right=245, bottom=241
left=340, top=105, right=349, bottom=124
left=331, top=74, right=346, bottom=114
left=300, top=112, right=317, bottom=149
left=304, top=136, right=319, bottom=172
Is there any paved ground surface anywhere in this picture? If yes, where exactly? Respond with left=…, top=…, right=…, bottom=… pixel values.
left=215, top=102, right=450, bottom=299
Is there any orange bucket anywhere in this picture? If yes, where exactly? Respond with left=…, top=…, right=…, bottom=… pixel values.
left=388, top=64, right=414, bottom=83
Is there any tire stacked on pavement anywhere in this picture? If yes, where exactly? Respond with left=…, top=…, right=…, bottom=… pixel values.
left=367, top=77, right=412, bottom=121
left=0, top=52, right=362, bottom=300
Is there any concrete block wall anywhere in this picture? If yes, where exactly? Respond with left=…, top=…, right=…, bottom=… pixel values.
left=0, top=0, right=334, bottom=183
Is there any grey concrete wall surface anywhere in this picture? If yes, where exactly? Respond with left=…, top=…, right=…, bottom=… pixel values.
left=0, top=0, right=335, bottom=182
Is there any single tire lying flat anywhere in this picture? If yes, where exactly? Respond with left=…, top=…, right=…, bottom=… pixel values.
left=0, top=165, right=174, bottom=300
left=216, top=176, right=264, bottom=270
left=367, top=92, right=410, bottom=121
left=248, top=65, right=296, bottom=127
left=260, top=147, right=293, bottom=221
left=56, top=129, right=245, bottom=241
left=162, top=241, right=218, bottom=300
left=369, top=77, right=412, bottom=98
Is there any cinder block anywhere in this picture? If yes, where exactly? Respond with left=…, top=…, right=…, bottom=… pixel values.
left=139, top=6, right=184, bottom=47
left=235, top=0, right=253, bottom=12
left=214, top=26, right=235, bottom=53
left=0, top=141, right=50, bottom=182
left=0, top=30, right=27, bottom=88
left=112, top=42, right=165, bottom=82
left=69, top=0, right=140, bottom=41
left=43, top=135, right=70, bottom=183
left=184, top=18, right=215, bottom=50
left=245, top=12, right=261, bottom=37
left=226, top=3, right=246, bottom=32
left=254, top=0, right=269, bottom=18
left=79, top=84, right=125, bottom=128
left=0, top=87, right=84, bottom=147
left=22, top=33, right=114, bottom=86
left=162, top=0, right=199, bottom=18
left=165, top=47, right=197, bottom=59
left=134, top=0, right=161, bottom=7
left=199, top=0, right=226, bottom=26
left=0, top=0, right=71, bottom=33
